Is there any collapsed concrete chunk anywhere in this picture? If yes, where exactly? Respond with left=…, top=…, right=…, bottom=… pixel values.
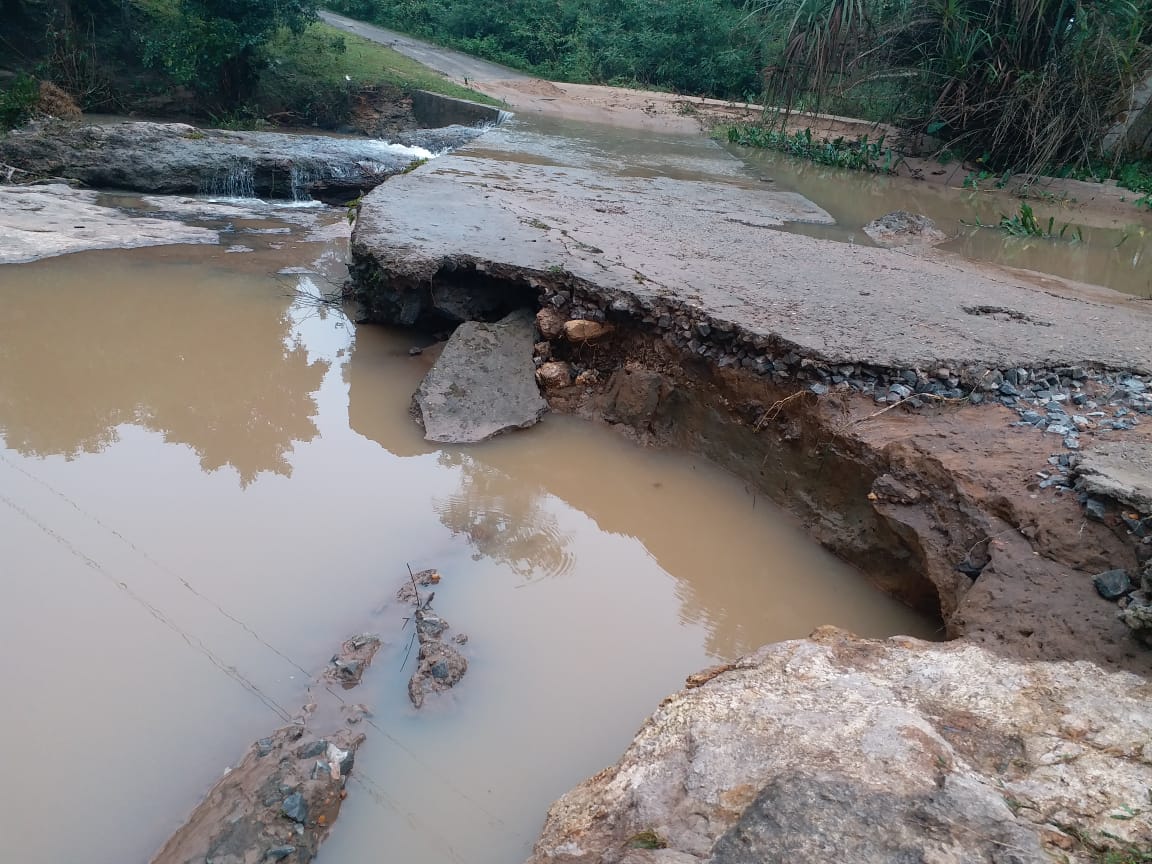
left=1076, top=441, right=1152, bottom=515
left=413, top=309, right=548, bottom=443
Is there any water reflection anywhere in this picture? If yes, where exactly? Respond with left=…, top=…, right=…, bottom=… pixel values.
left=433, top=450, right=575, bottom=581
left=344, top=318, right=933, bottom=659
left=0, top=248, right=328, bottom=484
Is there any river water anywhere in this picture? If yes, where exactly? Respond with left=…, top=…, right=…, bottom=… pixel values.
left=0, top=204, right=933, bottom=863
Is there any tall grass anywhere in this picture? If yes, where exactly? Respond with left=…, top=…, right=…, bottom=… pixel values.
left=750, top=0, right=1152, bottom=172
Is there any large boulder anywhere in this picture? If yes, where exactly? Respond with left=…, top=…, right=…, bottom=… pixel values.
left=414, top=310, right=548, bottom=443
left=527, top=629, right=1152, bottom=864
left=0, top=121, right=439, bottom=201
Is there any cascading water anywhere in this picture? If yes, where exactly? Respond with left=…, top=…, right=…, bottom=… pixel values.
left=200, top=157, right=256, bottom=199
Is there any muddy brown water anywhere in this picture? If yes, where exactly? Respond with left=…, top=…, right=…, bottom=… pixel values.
left=0, top=213, right=933, bottom=864
left=482, top=111, right=1152, bottom=297
left=727, top=144, right=1152, bottom=298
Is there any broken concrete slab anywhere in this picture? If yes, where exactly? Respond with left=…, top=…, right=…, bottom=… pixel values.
left=350, top=126, right=1152, bottom=374
left=1077, top=440, right=1152, bottom=514
left=413, top=309, right=548, bottom=443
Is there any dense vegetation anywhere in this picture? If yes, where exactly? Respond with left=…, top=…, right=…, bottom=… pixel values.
left=754, top=0, right=1152, bottom=173
left=5, top=0, right=1152, bottom=174
left=329, top=0, right=1152, bottom=173
left=325, top=0, right=765, bottom=98
left=0, top=0, right=489, bottom=129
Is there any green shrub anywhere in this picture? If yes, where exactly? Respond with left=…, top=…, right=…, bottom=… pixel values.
left=0, top=74, right=39, bottom=131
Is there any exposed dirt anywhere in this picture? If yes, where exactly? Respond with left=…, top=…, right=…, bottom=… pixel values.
left=539, top=324, right=1152, bottom=676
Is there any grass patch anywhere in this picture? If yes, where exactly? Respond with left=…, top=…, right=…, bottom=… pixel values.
left=626, top=830, right=668, bottom=850
left=265, top=23, right=500, bottom=107
left=724, top=124, right=897, bottom=174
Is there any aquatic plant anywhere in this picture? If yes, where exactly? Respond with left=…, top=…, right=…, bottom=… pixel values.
left=965, top=203, right=1083, bottom=243
left=725, top=124, right=896, bottom=173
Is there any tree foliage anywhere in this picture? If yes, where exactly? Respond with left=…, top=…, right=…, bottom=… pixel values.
left=140, top=0, right=319, bottom=105
left=325, top=0, right=764, bottom=98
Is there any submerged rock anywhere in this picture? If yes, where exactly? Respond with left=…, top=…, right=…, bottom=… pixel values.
left=408, top=641, right=468, bottom=709
left=526, top=629, right=1152, bottom=864
left=0, top=121, right=436, bottom=201
left=862, top=210, right=947, bottom=247
left=413, top=309, right=548, bottom=443
left=150, top=724, right=365, bottom=864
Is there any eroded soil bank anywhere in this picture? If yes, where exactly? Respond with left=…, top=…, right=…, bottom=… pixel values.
left=348, top=119, right=1152, bottom=676
left=345, top=113, right=1152, bottom=860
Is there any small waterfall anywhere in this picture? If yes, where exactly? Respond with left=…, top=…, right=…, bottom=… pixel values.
left=496, top=109, right=515, bottom=126
left=289, top=162, right=324, bottom=201
left=201, top=158, right=255, bottom=199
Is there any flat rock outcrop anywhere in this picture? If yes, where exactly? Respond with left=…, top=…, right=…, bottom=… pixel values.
left=413, top=309, right=547, bottom=443
left=0, top=121, right=450, bottom=201
left=527, top=629, right=1152, bottom=864
left=0, top=184, right=218, bottom=263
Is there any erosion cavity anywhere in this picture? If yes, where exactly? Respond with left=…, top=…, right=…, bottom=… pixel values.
left=352, top=258, right=540, bottom=327
left=350, top=264, right=949, bottom=623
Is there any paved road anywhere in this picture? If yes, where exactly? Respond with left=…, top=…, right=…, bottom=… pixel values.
left=319, top=11, right=531, bottom=83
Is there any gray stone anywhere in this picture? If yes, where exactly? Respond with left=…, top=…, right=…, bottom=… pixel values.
left=1094, top=569, right=1133, bottom=600
left=1085, top=498, right=1109, bottom=521
left=1077, top=441, right=1152, bottom=515
left=295, top=740, right=327, bottom=760
left=889, top=383, right=913, bottom=400
left=0, top=121, right=434, bottom=201
left=413, top=310, right=548, bottom=443
left=281, top=793, right=308, bottom=824
left=265, top=847, right=296, bottom=862
left=862, top=211, right=948, bottom=247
